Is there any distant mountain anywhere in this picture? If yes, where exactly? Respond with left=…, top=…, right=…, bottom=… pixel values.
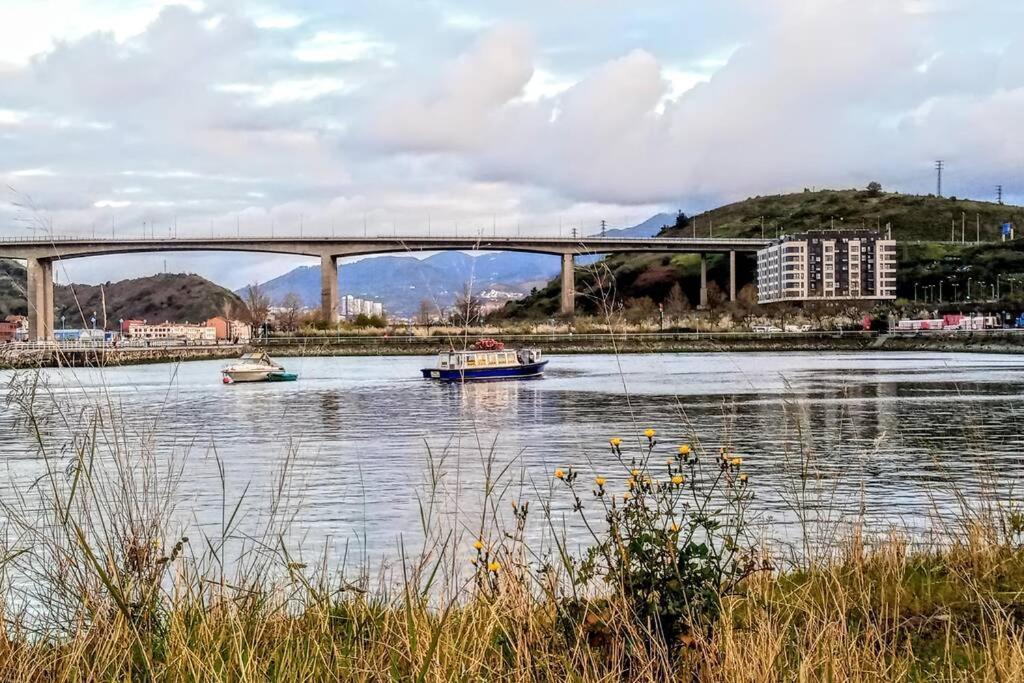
left=595, top=213, right=674, bottom=238
left=249, top=214, right=672, bottom=315
left=0, top=260, right=243, bottom=326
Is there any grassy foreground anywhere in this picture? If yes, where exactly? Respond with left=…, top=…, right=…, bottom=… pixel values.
left=1, top=375, right=1024, bottom=681
left=4, top=527, right=1024, bottom=680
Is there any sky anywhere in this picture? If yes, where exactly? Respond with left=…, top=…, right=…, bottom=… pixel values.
left=1, top=0, right=1022, bottom=287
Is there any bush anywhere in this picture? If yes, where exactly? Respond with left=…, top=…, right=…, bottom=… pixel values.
left=553, top=432, right=760, bottom=648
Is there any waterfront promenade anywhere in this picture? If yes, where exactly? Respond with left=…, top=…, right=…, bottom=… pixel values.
left=4, top=329, right=1024, bottom=367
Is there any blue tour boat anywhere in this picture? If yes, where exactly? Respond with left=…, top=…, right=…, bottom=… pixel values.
left=421, top=342, right=547, bottom=382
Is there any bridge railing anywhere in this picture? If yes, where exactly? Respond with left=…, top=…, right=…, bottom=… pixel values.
left=0, top=234, right=771, bottom=244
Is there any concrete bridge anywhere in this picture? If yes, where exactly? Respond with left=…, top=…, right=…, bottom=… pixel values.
left=0, top=234, right=770, bottom=339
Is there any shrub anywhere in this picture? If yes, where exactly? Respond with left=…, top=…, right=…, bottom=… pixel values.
left=553, top=432, right=762, bottom=648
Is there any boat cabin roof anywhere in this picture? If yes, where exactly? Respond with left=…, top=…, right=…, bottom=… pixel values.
left=440, top=348, right=540, bottom=357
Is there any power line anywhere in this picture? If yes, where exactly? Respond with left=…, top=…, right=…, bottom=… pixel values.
left=935, top=160, right=944, bottom=197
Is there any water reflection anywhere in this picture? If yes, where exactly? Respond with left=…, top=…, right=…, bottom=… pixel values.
left=0, top=351, right=1022, bottom=559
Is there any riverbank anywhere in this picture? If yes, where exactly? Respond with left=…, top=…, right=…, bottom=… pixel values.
left=262, top=330, right=1024, bottom=357
left=3, top=331, right=1024, bottom=368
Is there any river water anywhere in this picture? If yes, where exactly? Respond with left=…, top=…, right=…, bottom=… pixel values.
left=1, top=351, right=1023, bottom=564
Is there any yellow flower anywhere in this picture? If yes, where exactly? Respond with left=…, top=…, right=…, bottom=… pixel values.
left=627, top=478, right=636, bottom=489
left=671, top=475, right=684, bottom=485
left=472, top=539, right=484, bottom=551
left=623, top=492, right=632, bottom=501
left=644, top=428, right=656, bottom=439
left=740, top=473, right=749, bottom=484
left=630, top=468, right=640, bottom=477
left=678, top=444, right=691, bottom=455
left=488, top=561, right=501, bottom=573
left=731, top=457, right=742, bottom=467
left=610, top=437, right=622, bottom=447
left=555, top=468, right=565, bottom=479
left=595, top=476, right=606, bottom=487
left=670, top=522, right=680, bottom=532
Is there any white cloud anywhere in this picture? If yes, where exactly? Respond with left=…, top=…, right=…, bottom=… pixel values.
left=293, top=31, right=393, bottom=64
left=9, top=168, right=55, bottom=177
left=1, top=0, right=1023, bottom=287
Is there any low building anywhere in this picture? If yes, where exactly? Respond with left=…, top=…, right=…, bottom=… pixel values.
left=205, top=316, right=251, bottom=341
left=125, top=321, right=217, bottom=342
left=3, top=315, right=27, bottom=342
left=0, top=321, right=18, bottom=343
left=757, top=230, right=897, bottom=304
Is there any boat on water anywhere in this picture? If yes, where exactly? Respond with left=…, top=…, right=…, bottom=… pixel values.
left=221, top=352, right=298, bottom=384
left=420, top=339, right=547, bottom=383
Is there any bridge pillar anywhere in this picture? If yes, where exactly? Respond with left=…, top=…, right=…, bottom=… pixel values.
left=729, top=251, right=736, bottom=302
left=27, top=258, right=54, bottom=340
left=699, top=254, right=708, bottom=309
left=560, top=253, right=575, bottom=316
left=321, top=254, right=339, bottom=324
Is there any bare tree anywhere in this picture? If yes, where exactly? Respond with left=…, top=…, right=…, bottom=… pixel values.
left=451, top=283, right=483, bottom=327
left=416, top=298, right=436, bottom=326
left=663, top=283, right=691, bottom=320
left=243, top=283, right=270, bottom=337
left=705, top=281, right=726, bottom=309
left=624, top=296, right=657, bottom=324
left=279, top=292, right=304, bottom=332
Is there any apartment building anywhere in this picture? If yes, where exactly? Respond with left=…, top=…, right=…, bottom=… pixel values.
left=757, top=230, right=897, bottom=304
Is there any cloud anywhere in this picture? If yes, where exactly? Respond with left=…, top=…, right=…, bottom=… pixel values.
left=360, top=24, right=535, bottom=152
left=0, top=0, right=1022, bottom=287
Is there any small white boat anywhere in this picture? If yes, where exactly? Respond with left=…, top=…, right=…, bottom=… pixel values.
left=221, top=352, right=296, bottom=383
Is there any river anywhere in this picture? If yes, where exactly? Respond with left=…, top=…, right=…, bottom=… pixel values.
left=1, top=351, right=1022, bottom=564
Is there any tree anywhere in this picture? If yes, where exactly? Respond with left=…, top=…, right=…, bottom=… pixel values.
left=243, top=283, right=270, bottom=337
left=279, top=292, right=304, bottom=332
left=866, top=181, right=883, bottom=197
left=353, top=313, right=386, bottom=328
left=663, top=283, right=691, bottom=319
left=451, top=283, right=483, bottom=327
left=416, top=298, right=436, bottom=325
left=624, top=296, right=657, bottom=324
left=705, top=281, right=726, bottom=309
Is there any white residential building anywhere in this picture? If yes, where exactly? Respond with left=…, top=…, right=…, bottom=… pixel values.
left=757, top=230, right=897, bottom=304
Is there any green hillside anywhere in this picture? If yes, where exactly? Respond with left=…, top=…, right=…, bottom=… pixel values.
left=0, top=260, right=245, bottom=326
left=494, top=188, right=1024, bottom=319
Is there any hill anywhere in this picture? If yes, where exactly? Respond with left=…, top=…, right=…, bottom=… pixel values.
left=0, top=261, right=245, bottom=326
left=494, top=188, right=1024, bottom=319
left=250, top=214, right=673, bottom=315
